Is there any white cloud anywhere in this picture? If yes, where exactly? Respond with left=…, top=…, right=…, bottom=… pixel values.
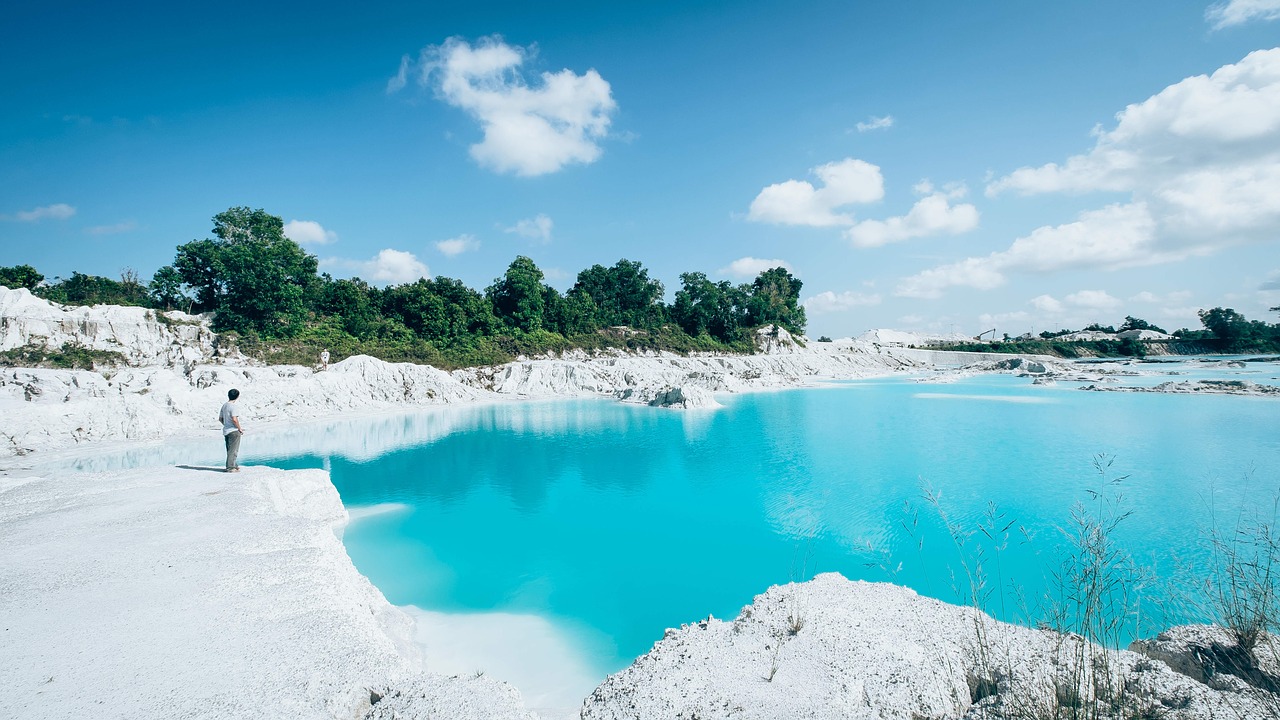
left=321, top=249, right=430, bottom=285
left=283, top=219, right=338, bottom=246
left=718, top=257, right=792, bottom=278
left=977, top=310, right=1031, bottom=328
left=1261, top=271, right=1280, bottom=290
left=435, top=234, right=479, bottom=257
left=845, top=191, right=979, bottom=248
left=747, top=158, right=884, bottom=227
left=1065, top=289, right=1122, bottom=311
left=505, top=213, right=554, bottom=243
left=1030, top=294, right=1064, bottom=313
left=985, top=49, right=1280, bottom=246
left=394, top=36, right=617, bottom=176
left=855, top=115, right=894, bottom=132
left=896, top=49, right=1280, bottom=299
left=899, top=196, right=1207, bottom=299
left=898, top=50, right=1280, bottom=300
left=803, top=291, right=882, bottom=313
left=8, top=203, right=76, bottom=222
left=1206, top=0, right=1280, bottom=29
left=85, top=220, right=137, bottom=235
left=1130, top=290, right=1193, bottom=303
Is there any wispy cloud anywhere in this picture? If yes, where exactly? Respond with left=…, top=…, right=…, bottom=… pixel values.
left=505, top=213, right=554, bottom=243
left=391, top=36, right=617, bottom=176
left=435, top=234, right=480, bottom=257
left=5, top=203, right=76, bottom=222
left=283, top=219, right=339, bottom=246
left=1206, top=0, right=1280, bottom=29
left=854, top=115, right=894, bottom=132
left=85, top=220, right=137, bottom=235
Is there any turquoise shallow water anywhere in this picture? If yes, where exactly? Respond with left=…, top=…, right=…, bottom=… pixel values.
left=264, top=365, right=1280, bottom=680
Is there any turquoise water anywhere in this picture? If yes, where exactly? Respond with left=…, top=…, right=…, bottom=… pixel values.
left=265, top=366, right=1280, bottom=680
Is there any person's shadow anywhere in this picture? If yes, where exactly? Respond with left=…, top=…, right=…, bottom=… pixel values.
left=177, top=465, right=229, bottom=473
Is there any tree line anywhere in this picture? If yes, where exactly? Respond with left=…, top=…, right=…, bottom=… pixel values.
left=0, top=207, right=807, bottom=368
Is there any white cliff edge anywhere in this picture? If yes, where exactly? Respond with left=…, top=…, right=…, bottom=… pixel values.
left=0, top=464, right=534, bottom=720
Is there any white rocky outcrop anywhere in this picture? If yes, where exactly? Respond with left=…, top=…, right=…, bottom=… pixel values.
left=616, top=384, right=720, bottom=409
left=581, top=574, right=1279, bottom=719
left=0, top=286, right=218, bottom=366
left=0, top=291, right=942, bottom=460
left=1081, top=379, right=1280, bottom=397
left=0, top=465, right=533, bottom=720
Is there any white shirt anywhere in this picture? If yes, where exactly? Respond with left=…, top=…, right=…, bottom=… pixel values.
left=220, top=401, right=241, bottom=436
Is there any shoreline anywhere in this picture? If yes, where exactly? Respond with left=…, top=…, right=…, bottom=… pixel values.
left=5, top=293, right=1279, bottom=716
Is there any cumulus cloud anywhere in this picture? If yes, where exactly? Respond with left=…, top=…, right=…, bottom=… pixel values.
left=435, top=234, right=479, bottom=257
left=802, top=291, right=882, bottom=313
left=1206, top=0, right=1280, bottom=29
left=718, top=257, right=793, bottom=278
left=284, top=219, right=338, bottom=246
left=7, top=203, right=76, bottom=222
left=85, top=220, right=137, bottom=235
left=845, top=190, right=979, bottom=248
left=1030, top=294, right=1064, bottom=313
left=321, top=249, right=430, bottom=285
left=747, top=158, right=884, bottom=227
left=1065, top=289, right=1122, bottom=311
left=392, top=36, right=617, bottom=176
left=505, top=213, right=553, bottom=243
left=855, top=115, right=894, bottom=132
left=896, top=203, right=1176, bottom=298
left=901, top=50, right=1280, bottom=299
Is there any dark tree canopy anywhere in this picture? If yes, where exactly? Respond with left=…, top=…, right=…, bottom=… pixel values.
left=572, top=259, right=666, bottom=329
left=0, top=264, right=44, bottom=291
left=173, top=207, right=319, bottom=335
left=148, top=265, right=187, bottom=310
left=1118, top=316, right=1165, bottom=334
left=746, top=267, right=806, bottom=334
left=487, top=256, right=547, bottom=333
left=1199, top=307, right=1251, bottom=346
left=671, top=272, right=748, bottom=341
left=37, top=271, right=149, bottom=307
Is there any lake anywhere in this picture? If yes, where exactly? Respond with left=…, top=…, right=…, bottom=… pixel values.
left=258, top=358, right=1280, bottom=710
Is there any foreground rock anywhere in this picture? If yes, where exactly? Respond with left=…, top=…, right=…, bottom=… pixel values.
left=0, top=466, right=533, bottom=720
left=581, top=574, right=1278, bottom=719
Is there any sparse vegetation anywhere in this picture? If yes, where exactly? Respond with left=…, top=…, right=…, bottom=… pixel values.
left=0, top=342, right=126, bottom=370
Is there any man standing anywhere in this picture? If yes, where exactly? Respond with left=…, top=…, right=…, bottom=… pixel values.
left=320, top=348, right=330, bottom=371
left=220, top=388, right=245, bottom=473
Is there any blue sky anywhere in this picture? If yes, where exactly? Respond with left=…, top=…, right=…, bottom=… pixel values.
left=3, top=0, right=1279, bottom=337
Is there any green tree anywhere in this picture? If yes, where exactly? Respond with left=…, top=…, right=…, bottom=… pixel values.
left=746, top=266, right=806, bottom=334
left=319, top=276, right=381, bottom=339
left=148, top=265, right=187, bottom=310
left=38, top=271, right=149, bottom=307
left=551, top=289, right=600, bottom=336
left=487, top=256, right=547, bottom=333
left=0, top=264, right=44, bottom=290
left=572, top=259, right=666, bottom=329
left=670, top=272, right=748, bottom=341
left=173, top=207, right=319, bottom=336
left=1198, top=307, right=1253, bottom=348
left=1118, top=316, right=1165, bottom=333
